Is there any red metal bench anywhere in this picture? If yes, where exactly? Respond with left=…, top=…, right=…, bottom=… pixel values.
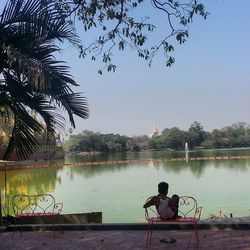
left=145, top=195, right=202, bottom=247
left=12, top=193, right=63, bottom=238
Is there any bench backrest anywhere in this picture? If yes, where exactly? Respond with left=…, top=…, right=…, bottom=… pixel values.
left=12, top=194, right=60, bottom=215
left=178, top=196, right=200, bottom=218
left=145, top=195, right=201, bottom=220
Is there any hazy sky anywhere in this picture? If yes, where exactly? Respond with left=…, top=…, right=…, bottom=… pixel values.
left=2, top=1, right=250, bottom=137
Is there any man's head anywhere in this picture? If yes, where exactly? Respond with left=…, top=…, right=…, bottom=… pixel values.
left=158, top=182, right=169, bottom=195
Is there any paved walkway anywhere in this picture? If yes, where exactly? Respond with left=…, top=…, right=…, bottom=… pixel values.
left=1, top=229, right=250, bottom=249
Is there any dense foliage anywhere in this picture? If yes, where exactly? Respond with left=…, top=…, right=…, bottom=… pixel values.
left=63, top=122, right=250, bottom=153
left=63, top=130, right=147, bottom=153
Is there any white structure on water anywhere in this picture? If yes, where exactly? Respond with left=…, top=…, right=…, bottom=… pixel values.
left=185, top=142, right=189, bottom=162
left=149, top=124, right=160, bottom=137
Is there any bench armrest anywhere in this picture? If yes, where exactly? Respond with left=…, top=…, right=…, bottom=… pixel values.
left=53, top=203, right=63, bottom=214
left=145, top=207, right=159, bottom=220
left=145, top=208, right=152, bottom=220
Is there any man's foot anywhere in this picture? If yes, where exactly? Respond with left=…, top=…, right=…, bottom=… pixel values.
left=160, top=238, right=177, bottom=244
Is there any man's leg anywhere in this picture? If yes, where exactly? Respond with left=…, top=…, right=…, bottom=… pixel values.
left=171, top=194, right=179, bottom=219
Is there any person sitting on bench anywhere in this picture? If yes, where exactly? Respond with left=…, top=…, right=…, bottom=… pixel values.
left=143, top=182, right=179, bottom=219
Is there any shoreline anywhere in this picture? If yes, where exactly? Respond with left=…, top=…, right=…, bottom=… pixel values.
left=1, top=155, right=250, bottom=171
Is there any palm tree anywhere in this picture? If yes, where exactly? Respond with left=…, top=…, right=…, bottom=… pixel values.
left=0, top=0, right=89, bottom=160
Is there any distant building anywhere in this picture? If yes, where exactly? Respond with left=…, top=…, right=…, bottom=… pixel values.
left=149, top=124, right=160, bottom=137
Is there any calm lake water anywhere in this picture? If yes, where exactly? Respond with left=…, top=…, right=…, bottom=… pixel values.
left=1, top=148, right=250, bottom=223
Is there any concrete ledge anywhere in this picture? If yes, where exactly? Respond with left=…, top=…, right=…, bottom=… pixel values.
left=6, top=221, right=250, bottom=232
left=14, top=212, right=102, bottom=224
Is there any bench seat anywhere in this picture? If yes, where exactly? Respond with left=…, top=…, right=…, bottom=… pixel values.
left=146, top=216, right=199, bottom=223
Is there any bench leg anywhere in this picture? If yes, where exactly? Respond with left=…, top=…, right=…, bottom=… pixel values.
left=52, top=216, right=56, bottom=239
left=11, top=217, right=23, bottom=239
left=11, top=218, right=15, bottom=239
left=193, top=221, right=199, bottom=248
left=146, top=222, right=153, bottom=246
left=52, top=214, right=61, bottom=239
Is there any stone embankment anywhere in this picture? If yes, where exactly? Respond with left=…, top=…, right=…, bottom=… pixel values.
left=1, top=155, right=250, bottom=171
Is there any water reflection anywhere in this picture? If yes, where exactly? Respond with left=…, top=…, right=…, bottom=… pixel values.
left=189, top=148, right=250, bottom=158
left=67, top=157, right=250, bottom=180
left=152, top=160, right=206, bottom=177
left=6, top=168, right=60, bottom=194
left=68, top=162, right=148, bottom=178
left=213, top=159, right=249, bottom=171
left=65, top=151, right=156, bottom=163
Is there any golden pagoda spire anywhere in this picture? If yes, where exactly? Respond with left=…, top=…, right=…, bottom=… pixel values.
left=149, top=123, right=159, bottom=137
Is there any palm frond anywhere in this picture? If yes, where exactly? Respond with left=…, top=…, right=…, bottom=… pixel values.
left=3, top=72, right=65, bottom=132
left=2, top=43, right=89, bottom=126
left=56, top=92, right=89, bottom=128
left=0, top=0, right=80, bottom=46
left=27, top=96, right=66, bottom=133
left=3, top=103, right=44, bottom=160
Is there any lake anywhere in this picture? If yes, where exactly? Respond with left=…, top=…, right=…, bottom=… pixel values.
left=1, top=148, right=250, bottom=223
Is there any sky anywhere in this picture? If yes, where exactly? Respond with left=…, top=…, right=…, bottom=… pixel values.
left=2, top=0, right=250, bottom=137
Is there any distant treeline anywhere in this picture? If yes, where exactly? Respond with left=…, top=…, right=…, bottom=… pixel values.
left=63, top=122, right=250, bottom=153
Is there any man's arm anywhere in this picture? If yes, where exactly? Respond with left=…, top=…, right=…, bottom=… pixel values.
left=143, top=196, right=158, bottom=209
